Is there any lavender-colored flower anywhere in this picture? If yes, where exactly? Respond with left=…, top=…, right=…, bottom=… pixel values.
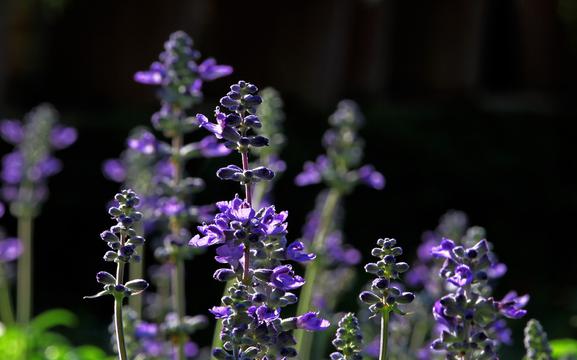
left=296, top=312, right=331, bottom=331
left=0, top=120, right=23, bottom=144
left=127, top=130, right=156, bottom=155
left=286, top=241, right=316, bottom=263
left=102, top=159, right=127, bottom=183
left=0, top=104, right=76, bottom=216
left=430, top=238, right=528, bottom=358
left=50, top=126, right=78, bottom=149
left=0, top=238, right=23, bottom=262
left=215, top=243, right=244, bottom=268
left=270, top=265, right=305, bottom=290
left=209, top=306, right=232, bottom=319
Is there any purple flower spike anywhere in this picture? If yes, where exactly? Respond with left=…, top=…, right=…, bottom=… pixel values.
left=198, top=58, right=233, bottom=81
left=255, top=305, right=280, bottom=323
left=0, top=120, right=24, bottom=144
left=448, top=264, right=473, bottom=287
left=209, top=306, right=232, bottom=319
left=0, top=238, right=23, bottom=262
left=270, top=265, right=305, bottom=290
left=128, top=131, right=156, bottom=155
left=358, top=165, right=386, bottom=190
left=296, top=312, right=330, bottom=331
left=50, top=126, right=78, bottom=149
left=286, top=241, right=316, bottom=263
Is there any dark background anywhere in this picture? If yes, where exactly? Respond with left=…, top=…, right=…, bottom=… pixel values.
left=1, top=0, right=576, bottom=357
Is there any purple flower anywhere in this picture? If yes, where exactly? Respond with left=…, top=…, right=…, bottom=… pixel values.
left=189, top=224, right=225, bottom=247
left=431, top=238, right=455, bottom=259
left=0, top=238, right=22, bottom=262
left=135, top=322, right=158, bottom=338
left=448, top=264, right=473, bottom=287
left=295, top=156, right=328, bottom=186
left=0, top=120, right=23, bottom=144
left=50, top=126, right=77, bottom=149
left=102, top=159, right=126, bottom=182
left=128, top=130, right=156, bottom=155
left=1, top=151, right=23, bottom=184
left=134, top=62, right=165, bottom=85
left=197, top=58, right=233, bottom=81
left=255, top=305, right=280, bottom=323
left=497, top=291, right=529, bottom=319
left=358, top=165, right=385, bottom=190
left=197, top=113, right=225, bottom=139
left=209, top=306, right=232, bottom=319
left=286, top=241, right=315, bottom=263
left=270, top=265, right=305, bottom=290
left=198, top=135, right=231, bottom=158
left=159, top=197, right=186, bottom=217
left=215, top=243, right=244, bottom=268
left=296, top=312, right=330, bottom=331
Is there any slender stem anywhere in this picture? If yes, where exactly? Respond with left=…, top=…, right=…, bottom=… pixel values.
left=128, top=222, right=144, bottom=318
left=241, top=151, right=252, bottom=205
left=0, top=263, right=15, bottom=325
left=240, top=151, right=252, bottom=285
left=170, top=134, right=186, bottom=360
left=251, top=153, right=270, bottom=208
left=379, top=310, right=390, bottom=360
left=114, top=235, right=128, bottom=360
left=294, top=188, right=341, bottom=360
left=16, top=215, right=33, bottom=324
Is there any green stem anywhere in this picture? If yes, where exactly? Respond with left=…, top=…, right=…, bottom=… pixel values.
left=294, top=188, right=341, bottom=360
left=16, top=215, right=33, bottom=324
left=114, top=246, right=128, bottom=360
left=128, top=222, right=144, bottom=318
left=170, top=134, right=186, bottom=360
left=379, top=310, right=390, bottom=360
left=0, top=263, right=15, bottom=325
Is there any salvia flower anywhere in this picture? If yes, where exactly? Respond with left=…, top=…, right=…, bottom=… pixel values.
left=523, top=319, right=552, bottom=360
left=430, top=237, right=528, bottom=359
left=85, top=189, right=149, bottom=360
left=361, top=238, right=414, bottom=360
left=330, top=313, right=363, bottom=360
left=0, top=104, right=76, bottom=217
left=295, top=100, right=384, bottom=192
left=191, top=81, right=329, bottom=359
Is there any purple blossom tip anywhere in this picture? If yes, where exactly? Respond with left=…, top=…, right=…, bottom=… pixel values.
left=198, top=58, right=233, bottom=81
left=286, top=241, right=316, bottom=263
left=209, top=306, right=232, bottom=319
left=296, top=312, right=330, bottom=331
left=270, top=265, right=305, bottom=290
left=0, top=238, right=23, bottom=262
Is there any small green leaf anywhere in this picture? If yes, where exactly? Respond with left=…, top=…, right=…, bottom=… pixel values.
left=550, top=338, right=577, bottom=358
left=30, top=309, right=77, bottom=333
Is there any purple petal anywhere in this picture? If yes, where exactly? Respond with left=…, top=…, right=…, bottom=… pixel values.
left=198, top=58, right=233, bottom=81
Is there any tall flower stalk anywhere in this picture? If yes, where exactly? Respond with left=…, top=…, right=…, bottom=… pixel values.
left=134, top=30, right=232, bottom=359
left=294, top=100, right=384, bottom=359
left=360, top=238, right=415, bottom=360
left=430, top=238, right=528, bottom=359
left=85, top=189, right=149, bottom=360
left=0, top=104, right=76, bottom=324
left=190, top=80, right=329, bottom=359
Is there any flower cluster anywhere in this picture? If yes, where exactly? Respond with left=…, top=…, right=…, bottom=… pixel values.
left=361, top=238, right=415, bottom=316
left=295, top=100, right=384, bottom=192
left=135, top=31, right=232, bottom=136
left=191, top=81, right=329, bottom=359
left=87, top=190, right=148, bottom=300
left=523, top=319, right=552, bottom=360
left=430, top=238, right=528, bottom=358
left=330, top=313, right=363, bottom=360
left=0, top=104, right=76, bottom=217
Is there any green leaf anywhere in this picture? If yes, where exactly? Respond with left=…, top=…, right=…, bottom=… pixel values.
left=550, top=338, right=577, bottom=358
left=30, top=309, right=77, bottom=333
left=74, top=346, right=109, bottom=360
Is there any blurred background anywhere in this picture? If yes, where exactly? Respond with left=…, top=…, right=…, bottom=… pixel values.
left=1, top=0, right=576, bottom=357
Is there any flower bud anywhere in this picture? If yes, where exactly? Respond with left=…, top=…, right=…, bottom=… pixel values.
left=96, top=271, right=116, bottom=285
left=213, top=268, right=236, bottom=282
left=125, top=279, right=149, bottom=294
left=359, top=291, right=381, bottom=304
